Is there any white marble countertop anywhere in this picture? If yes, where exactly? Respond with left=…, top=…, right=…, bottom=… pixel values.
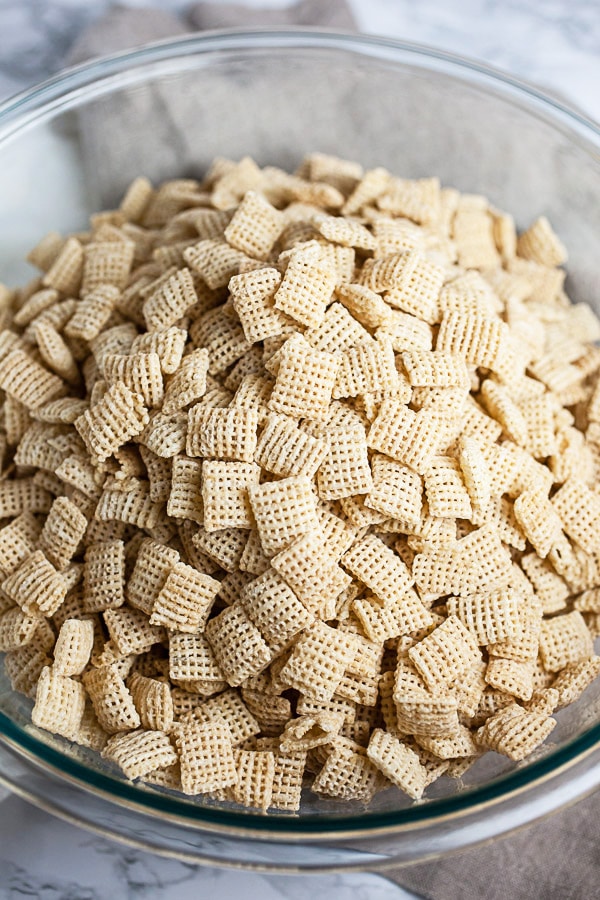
left=0, top=1, right=599, bottom=898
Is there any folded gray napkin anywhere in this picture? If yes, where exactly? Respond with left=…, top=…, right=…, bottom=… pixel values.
left=64, top=5, right=599, bottom=898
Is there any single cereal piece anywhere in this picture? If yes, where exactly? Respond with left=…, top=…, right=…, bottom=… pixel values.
left=187, top=406, right=258, bottom=462
left=269, top=334, right=339, bottom=421
left=366, top=728, right=427, bottom=799
left=365, top=455, right=423, bottom=525
left=334, top=339, right=399, bottom=399
left=166, top=456, right=203, bottom=524
left=53, top=618, right=94, bottom=676
left=353, top=590, right=434, bottom=643
left=278, top=621, right=357, bottom=702
left=103, top=729, right=178, bottom=780
left=552, top=479, right=600, bottom=555
left=128, top=672, right=174, bottom=732
left=39, top=497, right=88, bottom=571
left=75, top=382, right=148, bottom=462
left=0, top=607, right=44, bottom=653
left=162, top=348, right=209, bottom=414
left=274, top=250, right=336, bottom=328
left=32, top=666, right=86, bottom=740
left=436, top=309, right=507, bottom=371
left=176, top=716, right=238, bottom=794
left=539, top=611, right=594, bottom=672
left=304, top=301, right=372, bottom=354
left=103, top=607, right=165, bottom=657
left=367, top=400, right=458, bottom=474
left=83, top=666, right=141, bottom=733
left=230, top=749, right=275, bottom=811
left=205, top=603, right=273, bottom=686
left=447, top=588, right=521, bottom=645
left=517, top=216, right=567, bottom=267
left=402, top=350, right=469, bottom=389
left=42, top=237, right=84, bottom=294
left=254, top=413, right=329, bottom=479
left=485, top=656, right=535, bottom=702
left=143, top=267, right=198, bottom=331
left=127, top=538, right=179, bottom=615
left=240, top=568, right=314, bottom=652
left=476, top=702, right=556, bottom=761
left=0, top=348, right=66, bottom=411
left=342, top=534, right=414, bottom=604
left=224, top=191, right=282, bottom=259
left=229, top=267, right=288, bottom=345
left=424, top=456, right=473, bottom=520
left=169, top=632, right=225, bottom=693
left=103, top=352, right=164, bottom=409
left=409, top=616, right=481, bottom=691
left=312, top=740, right=383, bottom=802
left=513, top=491, right=563, bottom=558
left=336, top=283, right=392, bottom=329
left=3, top=550, right=68, bottom=618
left=248, top=476, right=320, bottom=556
left=317, top=426, right=373, bottom=500
left=150, top=562, right=220, bottom=633
left=271, top=531, right=350, bottom=606
left=201, top=460, right=260, bottom=532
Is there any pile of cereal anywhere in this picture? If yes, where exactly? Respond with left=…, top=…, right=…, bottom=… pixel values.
left=1, top=153, right=600, bottom=812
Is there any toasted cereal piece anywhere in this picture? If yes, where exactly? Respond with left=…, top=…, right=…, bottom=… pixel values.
left=169, top=632, right=225, bottom=692
left=436, top=308, right=507, bottom=372
left=4, top=637, right=53, bottom=698
left=161, top=348, right=209, bottom=415
left=95, top=480, right=162, bottom=529
left=143, top=267, right=198, bottom=331
left=373, top=252, right=443, bottom=326
left=191, top=307, right=251, bottom=377
left=239, top=529, right=271, bottom=576
left=254, top=413, right=329, bottom=479
left=186, top=406, right=258, bottom=462
left=224, top=191, right=281, bottom=259
left=103, top=729, right=178, bottom=780
left=33, top=321, right=79, bottom=385
left=575, top=588, right=600, bottom=614
left=229, top=749, right=275, bottom=811
left=131, top=327, right=186, bottom=376
left=550, top=656, right=600, bottom=710
left=552, top=479, right=600, bottom=554
left=517, top=216, right=567, bottom=267
left=38, top=497, right=87, bottom=571
left=176, top=717, right=238, bottom=795
left=229, top=267, right=289, bottom=344
left=366, top=729, right=427, bottom=799
left=269, top=334, right=338, bottom=421
left=333, top=339, right=399, bottom=400
left=336, top=283, right=391, bottom=329
left=188, top=689, right=260, bottom=747
left=342, top=534, right=414, bottom=604
left=103, top=352, right=164, bottom=409
left=513, top=491, right=563, bottom=558
left=150, top=562, right=220, bottom=633
left=415, top=724, right=479, bottom=761
left=239, top=568, right=314, bottom=652
left=42, top=237, right=84, bottom=295
left=456, top=435, right=491, bottom=522
left=3, top=550, right=67, bottom=618
left=0, top=479, right=52, bottom=519
left=0, top=513, right=42, bottom=580
left=205, top=603, right=273, bottom=687
left=278, top=621, right=357, bottom=702
left=183, top=238, right=248, bottom=289
left=521, top=553, right=569, bottom=614
left=409, top=615, right=481, bottom=691
left=279, top=711, right=344, bottom=753
left=166, top=456, right=203, bottom=524
left=83, top=665, right=141, bottom=733
left=447, top=588, right=521, bottom=646
left=127, top=538, right=179, bottom=615
left=0, top=348, right=66, bottom=411
left=353, top=590, right=434, bottom=644
left=364, top=456, right=423, bottom=525
left=271, top=530, right=349, bottom=604
left=81, top=240, right=134, bottom=293
left=303, top=302, right=372, bottom=356
left=14, top=285, right=59, bottom=327
left=103, top=607, right=165, bottom=656
left=413, top=526, right=512, bottom=596
left=53, top=618, right=94, bottom=676
left=539, top=611, right=594, bottom=672
left=476, top=702, right=555, bottom=761
left=140, top=410, right=188, bottom=458
left=31, top=665, right=85, bottom=739
left=75, top=382, right=148, bottom=462
left=247, top=476, right=319, bottom=556
left=128, top=672, right=174, bottom=732
left=231, top=373, right=273, bottom=424
left=0, top=606, right=41, bottom=652
left=65, top=285, right=120, bottom=342
left=313, top=740, right=383, bottom=802
left=341, top=166, right=389, bottom=215
left=367, top=400, right=458, bottom=474
left=119, top=175, right=153, bottom=222
left=312, top=212, right=376, bottom=250
left=317, top=426, right=372, bottom=500
left=192, top=527, right=247, bottom=574
left=485, top=656, right=535, bottom=701
left=201, top=460, right=260, bottom=532
left=273, top=250, right=336, bottom=328
left=402, top=350, right=469, bottom=390
left=424, top=456, right=472, bottom=520
left=261, top=746, right=306, bottom=811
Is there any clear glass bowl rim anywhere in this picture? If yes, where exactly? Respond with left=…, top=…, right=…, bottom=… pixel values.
left=0, top=28, right=599, bottom=841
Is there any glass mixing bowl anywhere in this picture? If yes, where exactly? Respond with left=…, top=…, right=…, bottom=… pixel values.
left=1, top=30, right=600, bottom=873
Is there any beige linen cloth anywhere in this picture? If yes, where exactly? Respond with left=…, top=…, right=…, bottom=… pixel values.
left=65, top=4, right=600, bottom=898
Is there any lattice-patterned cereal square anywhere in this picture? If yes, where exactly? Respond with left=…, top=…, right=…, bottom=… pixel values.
left=238, top=529, right=271, bottom=576
left=95, top=479, right=162, bottom=530
left=353, top=590, right=434, bottom=644
left=81, top=240, right=134, bottom=294
left=518, top=394, right=557, bottom=459
left=183, top=239, right=248, bottom=290
left=436, top=309, right=507, bottom=372
left=169, top=632, right=225, bottom=691
left=316, top=506, right=357, bottom=560
left=540, top=611, right=594, bottom=672
left=126, top=539, right=179, bottom=617
left=268, top=748, right=307, bottom=811
left=142, top=268, right=197, bottom=332
left=150, top=562, right=220, bottom=633
left=552, top=479, right=600, bottom=554
left=521, top=553, right=569, bottom=614
left=254, top=413, right=329, bottom=479
left=230, top=374, right=273, bottom=425
left=366, top=728, right=426, bottom=799
left=336, top=283, right=392, bottom=329
left=224, top=190, right=282, bottom=260
left=0, top=478, right=51, bottom=520
left=0, top=348, right=66, bottom=411
left=365, top=455, right=423, bottom=526
left=342, top=534, right=414, bottom=604
left=3, top=550, right=67, bottom=618
left=317, top=426, right=372, bottom=501
left=240, top=568, right=314, bottom=653
left=312, top=739, right=383, bottom=802
left=176, top=717, right=237, bottom=795
left=229, top=267, right=290, bottom=343
left=38, top=497, right=87, bottom=571
left=278, top=621, right=357, bottom=702
left=201, top=460, right=260, bottom=532
left=409, top=615, right=481, bottom=691
left=416, top=724, right=479, bottom=761
left=402, top=350, right=469, bottom=389
left=279, top=711, right=344, bottom=754
left=487, top=594, right=543, bottom=663
left=485, top=656, right=535, bottom=701
left=229, top=749, right=275, bottom=810
left=190, top=308, right=250, bottom=378
left=273, top=252, right=336, bottom=328
left=269, top=335, right=338, bottom=422
left=128, top=672, right=174, bottom=732
left=31, top=665, right=85, bottom=740
left=205, top=603, right=273, bottom=687
left=447, top=588, right=521, bottom=646
left=377, top=251, right=444, bottom=325
left=103, top=729, right=177, bottom=780
left=513, top=490, right=563, bottom=558
left=33, top=320, right=79, bottom=385
left=377, top=175, right=441, bottom=225
left=367, top=400, right=458, bottom=474
left=186, top=406, right=258, bottom=463
left=304, top=302, right=372, bottom=355
left=452, top=206, right=499, bottom=269
left=52, top=618, right=94, bottom=676
left=189, top=689, right=260, bottom=747
left=550, top=657, right=600, bottom=710
left=0, top=607, right=42, bottom=653
left=131, top=327, right=186, bottom=377
left=248, top=476, right=320, bottom=556
left=75, top=382, right=148, bottom=462
left=103, top=606, right=164, bottom=656
left=456, top=436, right=491, bottom=522
left=340, top=166, right=389, bottom=215
left=161, top=348, right=209, bottom=415
left=333, top=339, right=399, bottom=400
left=166, top=456, right=203, bottom=524
left=83, top=665, right=141, bottom=733
left=270, top=532, right=341, bottom=607
left=191, top=527, right=247, bottom=574
left=103, top=352, right=164, bottom=410
left=424, top=456, right=472, bottom=520
left=41, top=237, right=83, bottom=295
left=517, top=216, right=567, bottom=267
left=476, top=702, right=556, bottom=761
